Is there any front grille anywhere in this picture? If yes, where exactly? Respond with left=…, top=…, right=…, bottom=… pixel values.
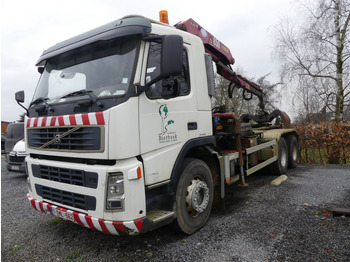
left=9, top=155, right=26, bottom=164
left=27, top=127, right=101, bottom=151
left=32, top=164, right=98, bottom=189
left=35, top=185, right=96, bottom=211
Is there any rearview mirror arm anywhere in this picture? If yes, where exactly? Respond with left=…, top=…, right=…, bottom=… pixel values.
left=17, top=100, right=29, bottom=116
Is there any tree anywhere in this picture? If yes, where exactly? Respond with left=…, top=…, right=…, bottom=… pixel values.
left=274, top=0, right=350, bottom=123
left=19, top=113, right=25, bottom=122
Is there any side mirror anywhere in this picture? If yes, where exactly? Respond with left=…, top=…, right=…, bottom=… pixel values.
left=15, top=90, right=25, bottom=103
left=161, top=35, right=183, bottom=78
left=147, top=35, right=183, bottom=86
left=15, top=90, right=28, bottom=116
left=38, top=67, right=44, bottom=74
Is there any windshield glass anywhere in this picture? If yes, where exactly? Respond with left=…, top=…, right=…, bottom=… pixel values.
left=32, top=36, right=139, bottom=106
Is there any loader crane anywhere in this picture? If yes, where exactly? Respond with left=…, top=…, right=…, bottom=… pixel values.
left=175, top=18, right=291, bottom=128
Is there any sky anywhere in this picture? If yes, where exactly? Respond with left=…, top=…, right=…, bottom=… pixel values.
left=1, top=0, right=294, bottom=122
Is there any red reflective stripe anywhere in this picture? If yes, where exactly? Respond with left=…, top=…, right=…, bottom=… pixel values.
left=113, top=221, right=126, bottom=233
left=39, top=202, right=45, bottom=212
left=69, top=115, right=77, bottom=125
left=95, top=112, right=105, bottom=125
left=47, top=204, right=53, bottom=214
left=50, top=116, right=57, bottom=126
left=30, top=199, right=37, bottom=210
left=134, top=218, right=143, bottom=232
left=27, top=113, right=105, bottom=127
left=85, top=216, right=96, bottom=230
left=42, top=117, right=47, bottom=126
left=33, top=118, right=39, bottom=127
left=99, top=219, right=111, bottom=234
left=73, top=212, right=84, bottom=226
left=27, top=197, right=146, bottom=235
left=82, top=113, right=90, bottom=125
left=58, top=115, right=65, bottom=126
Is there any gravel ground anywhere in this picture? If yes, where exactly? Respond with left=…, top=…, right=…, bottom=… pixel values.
left=2, top=155, right=350, bottom=262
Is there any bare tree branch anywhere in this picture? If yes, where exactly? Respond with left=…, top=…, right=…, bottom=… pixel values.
left=273, top=0, right=350, bottom=122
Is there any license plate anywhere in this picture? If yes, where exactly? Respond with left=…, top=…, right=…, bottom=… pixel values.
left=51, top=208, right=75, bottom=222
left=11, top=165, right=20, bottom=171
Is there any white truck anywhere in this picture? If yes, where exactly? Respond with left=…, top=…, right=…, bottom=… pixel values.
left=16, top=13, right=299, bottom=235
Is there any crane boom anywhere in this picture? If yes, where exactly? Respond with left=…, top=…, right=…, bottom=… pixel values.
left=175, top=18, right=264, bottom=109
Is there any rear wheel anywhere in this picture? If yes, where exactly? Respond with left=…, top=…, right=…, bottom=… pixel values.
left=174, top=158, right=213, bottom=235
left=287, top=135, right=299, bottom=168
left=269, top=137, right=288, bottom=175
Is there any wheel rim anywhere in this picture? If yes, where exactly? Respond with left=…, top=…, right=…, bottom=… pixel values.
left=281, top=148, right=287, bottom=168
left=292, top=144, right=298, bottom=161
left=185, top=178, right=210, bottom=217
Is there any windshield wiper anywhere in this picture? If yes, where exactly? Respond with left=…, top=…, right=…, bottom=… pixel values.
left=30, top=97, right=54, bottom=112
left=60, top=89, right=103, bottom=108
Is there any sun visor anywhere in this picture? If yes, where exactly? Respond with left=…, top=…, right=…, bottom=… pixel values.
left=36, top=16, right=152, bottom=66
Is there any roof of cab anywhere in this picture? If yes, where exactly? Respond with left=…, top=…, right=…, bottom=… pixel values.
left=36, top=16, right=152, bottom=66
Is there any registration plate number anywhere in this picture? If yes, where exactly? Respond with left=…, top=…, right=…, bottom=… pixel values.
left=11, top=165, right=20, bottom=171
left=51, top=208, right=75, bottom=222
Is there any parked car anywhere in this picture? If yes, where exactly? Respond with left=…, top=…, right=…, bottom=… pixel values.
left=7, top=139, right=27, bottom=174
left=1, top=134, right=5, bottom=154
left=4, top=122, right=24, bottom=155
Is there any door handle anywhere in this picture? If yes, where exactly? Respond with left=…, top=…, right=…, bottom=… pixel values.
left=187, top=122, right=198, bottom=130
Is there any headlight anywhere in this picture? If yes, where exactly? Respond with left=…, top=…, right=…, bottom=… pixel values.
left=106, top=172, right=124, bottom=210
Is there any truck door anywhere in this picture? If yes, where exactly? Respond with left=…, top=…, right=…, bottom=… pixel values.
left=139, top=42, right=197, bottom=185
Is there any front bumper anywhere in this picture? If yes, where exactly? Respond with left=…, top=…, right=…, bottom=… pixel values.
left=27, top=194, right=145, bottom=235
left=26, top=155, right=146, bottom=222
left=7, top=152, right=27, bottom=173
left=7, top=162, right=26, bottom=173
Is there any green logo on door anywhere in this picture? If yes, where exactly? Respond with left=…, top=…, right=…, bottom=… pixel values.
left=159, top=104, right=177, bottom=143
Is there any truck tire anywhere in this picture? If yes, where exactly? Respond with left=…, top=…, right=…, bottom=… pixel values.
left=269, top=137, right=288, bottom=175
left=287, top=135, right=299, bottom=168
left=174, top=158, right=213, bottom=235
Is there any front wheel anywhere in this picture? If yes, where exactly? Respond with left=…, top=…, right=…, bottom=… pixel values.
left=173, top=158, right=213, bottom=235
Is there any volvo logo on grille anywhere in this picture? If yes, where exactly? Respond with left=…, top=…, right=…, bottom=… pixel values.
left=39, top=126, right=80, bottom=149
left=54, top=133, right=62, bottom=144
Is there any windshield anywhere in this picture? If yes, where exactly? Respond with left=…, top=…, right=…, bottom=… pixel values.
left=32, top=36, right=139, bottom=106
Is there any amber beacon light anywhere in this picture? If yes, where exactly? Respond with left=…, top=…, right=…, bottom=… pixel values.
left=159, top=10, right=169, bottom=24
